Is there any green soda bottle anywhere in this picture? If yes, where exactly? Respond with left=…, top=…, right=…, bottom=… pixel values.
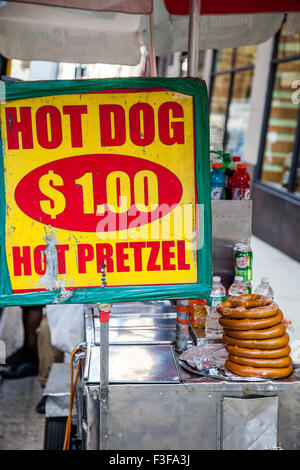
left=222, top=153, right=231, bottom=173
left=222, top=152, right=232, bottom=199
left=234, top=243, right=253, bottom=283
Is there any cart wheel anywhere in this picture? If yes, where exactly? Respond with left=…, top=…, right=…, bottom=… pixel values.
left=44, top=417, right=67, bottom=450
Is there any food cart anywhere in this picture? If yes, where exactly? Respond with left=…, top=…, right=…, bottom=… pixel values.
left=44, top=301, right=300, bottom=450
left=42, top=199, right=300, bottom=450
left=1, top=0, right=300, bottom=453
left=78, top=304, right=300, bottom=450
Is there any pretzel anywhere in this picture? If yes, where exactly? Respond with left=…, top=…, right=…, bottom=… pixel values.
left=223, top=322, right=286, bottom=340
left=240, top=294, right=274, bottom=308
left=219, top=311, right=283, bottom=330
left=217, top=295, right=279, bottom=319
left=223, top=333, right=290, bottom=350
left=225, top=359, right=292, bottom=379
left=228, top=354, right=291, bottom=369
left=225, top=344, right=291, bottom=359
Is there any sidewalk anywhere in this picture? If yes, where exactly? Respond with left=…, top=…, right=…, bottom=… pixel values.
left=252, top=236, right=300, bottom=362
left=0, top=307, right=44, bottom=450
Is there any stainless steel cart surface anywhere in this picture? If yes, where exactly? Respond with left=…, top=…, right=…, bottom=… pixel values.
left=44, top=301, right=300, bottom=450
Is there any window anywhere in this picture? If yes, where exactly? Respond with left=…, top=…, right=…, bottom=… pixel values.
left=209, top=45, right=257, bottom=156
left=180, top=51, right=205, bottom=78
left=257, top=25, right=300, bottom=199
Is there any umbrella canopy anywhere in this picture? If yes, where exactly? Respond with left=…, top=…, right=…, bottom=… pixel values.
left=0, top=3, right=145, bottom=65
left=161, top=0, right=300, bottom=76
left=163, top=0, right=300, bottom=15
left=9, top=0, right=300, bottom=14
left=0, top=0, right=299, bottom=65
left=9, top=0, right=153, bottom=14
left=151, top=1, right=285, bottom=57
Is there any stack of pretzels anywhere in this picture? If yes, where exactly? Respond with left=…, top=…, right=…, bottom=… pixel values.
left=217, top=294, right=292, bottom=379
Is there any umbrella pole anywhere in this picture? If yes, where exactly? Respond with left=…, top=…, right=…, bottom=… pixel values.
left=98, top=264, right=110, bottom=450
left=147, top=13, right=157, bottom=77
left=97, top=302, right=112, bottom=450
left=187, top=0, right=201, bottom=77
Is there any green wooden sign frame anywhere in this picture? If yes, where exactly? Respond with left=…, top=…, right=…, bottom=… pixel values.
left=0, top=77, right=211, bottom=306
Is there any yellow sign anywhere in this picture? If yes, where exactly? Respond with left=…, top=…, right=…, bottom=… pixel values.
left=2, top=88, right=199, bottom=294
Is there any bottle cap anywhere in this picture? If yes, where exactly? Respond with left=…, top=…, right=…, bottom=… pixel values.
left=234, top=242, right=244, bottom=249
left=235, top=242, right=251, bottom=251
left=232, top=156, right=241, bottom=162
left=261, top=277, right=269, bottom=283
left=235, top=276, right=244, bottom=282
left=212, top=162, right=222, bottom=168
left=237, top=163, right=247, bottom=169
left=213, top=276, right=221, bottom=282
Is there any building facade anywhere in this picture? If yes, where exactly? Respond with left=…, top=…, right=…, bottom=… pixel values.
left=202, top=23, right=300, bottom=262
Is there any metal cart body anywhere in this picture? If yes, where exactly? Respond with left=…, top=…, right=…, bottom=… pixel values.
left=43, top=201, right=300, bottom=450
left=80, top=304, right=300, bottom=450
left=44, top=301, right=300, bottom=450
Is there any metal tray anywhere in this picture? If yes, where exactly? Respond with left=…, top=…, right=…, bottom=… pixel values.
left=94, top=316, right=177, bottom=329
left=91, top=301, right=177, bottom=317
left=93, top=316, right=193, bottom=345
left=87, top=344, right=180, bottom=384
left=95, top=327, right=177, bottom=345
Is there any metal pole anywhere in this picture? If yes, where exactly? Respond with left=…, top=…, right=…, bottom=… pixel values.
left=97, top=302, right=112, bottom=450
left=187, top=0, right=201, bottom=77
left=97, top=264, right=111, bottom=450
left=147, top=13, right=157, bottom=77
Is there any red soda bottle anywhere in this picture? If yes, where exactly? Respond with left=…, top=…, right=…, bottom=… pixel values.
left=231, top=163, right=250, bottom=200
left=226, top=156, right=241, bottom=199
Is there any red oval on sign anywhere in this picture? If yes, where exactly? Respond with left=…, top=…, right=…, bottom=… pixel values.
left=15, top=154, right=183, bottom=232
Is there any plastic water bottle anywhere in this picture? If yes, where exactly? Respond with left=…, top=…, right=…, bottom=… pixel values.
left=210, top=125, right=224, bottom=152
left=211, top=162, right=225, bottom=200
left=255, top=277, right=274, bottom=299
left=205, top=276, right=226, bottom=338
left=231, top=163, right=251, bottom=200
left=210, top=150, right=223, bottom=167
left=228, top=276, right=248, bottom=298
